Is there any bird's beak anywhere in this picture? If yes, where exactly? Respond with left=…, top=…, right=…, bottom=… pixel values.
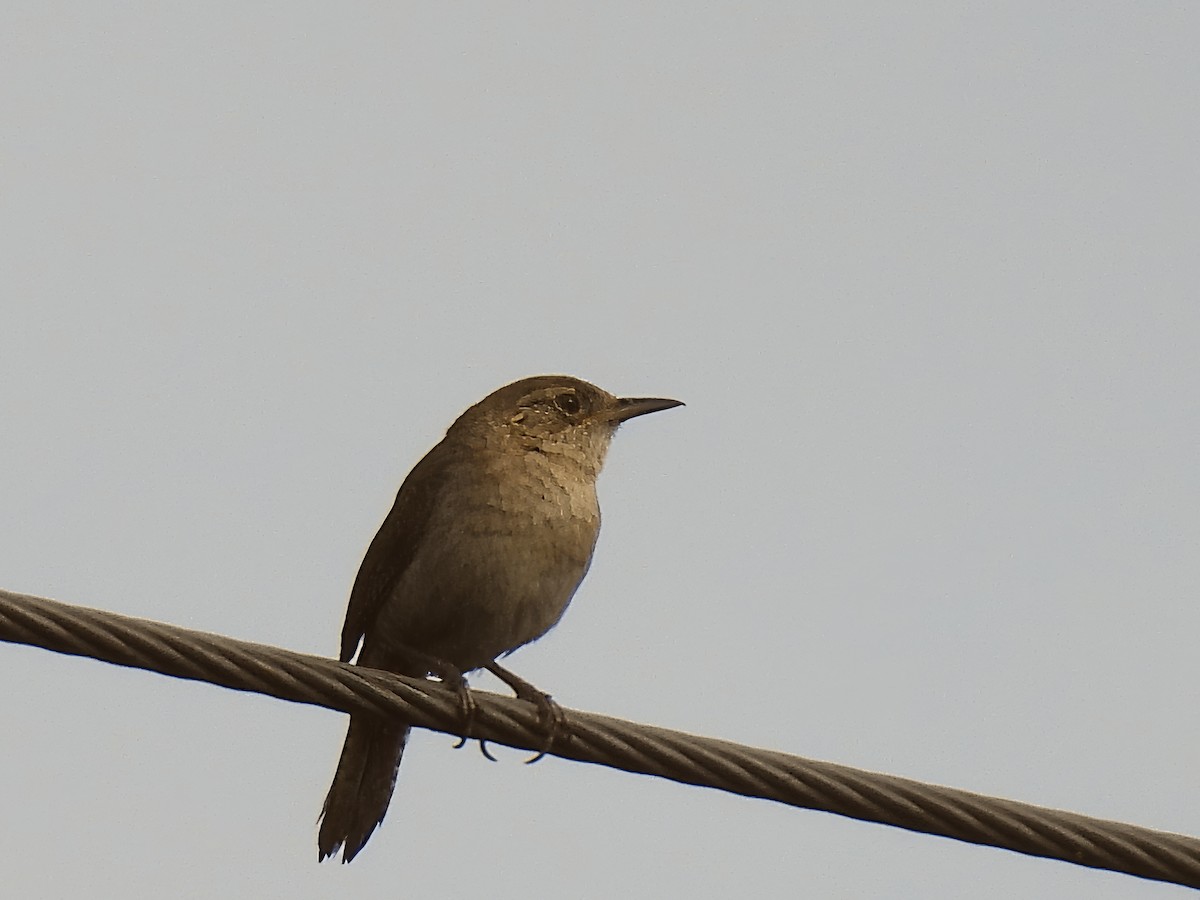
left=612, top=396, right=685, bottom=423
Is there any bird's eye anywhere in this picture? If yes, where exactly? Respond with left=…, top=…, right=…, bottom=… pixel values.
left=555, top=392, right=582, bottom=415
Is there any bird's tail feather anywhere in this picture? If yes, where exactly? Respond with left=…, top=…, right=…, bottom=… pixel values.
left=318, top=714, right=410, bottom=863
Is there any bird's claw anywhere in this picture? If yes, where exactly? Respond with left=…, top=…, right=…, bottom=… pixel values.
left=447, top=673, right=476, bottom=748
left=451, top=736, right=498, bottom=761
left=483, top=661, right=569, bottom=763
left=518, top=689, right=566, bottom=764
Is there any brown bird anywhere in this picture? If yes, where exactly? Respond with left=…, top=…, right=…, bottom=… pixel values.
left=318, top=375, right=682, bottom=862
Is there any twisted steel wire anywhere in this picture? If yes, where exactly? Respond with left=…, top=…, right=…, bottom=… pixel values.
left=1, top=588, right=1197, bottom=889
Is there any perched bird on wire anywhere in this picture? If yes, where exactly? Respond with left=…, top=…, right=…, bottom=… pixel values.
left=318, top=374, right=682, bottom=863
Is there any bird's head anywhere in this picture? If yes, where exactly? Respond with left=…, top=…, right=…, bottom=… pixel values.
left=451, top=375, right=682, bottom=477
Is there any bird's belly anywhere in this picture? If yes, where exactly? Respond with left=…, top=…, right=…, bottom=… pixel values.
left=373, top=516, right=597, bottom=672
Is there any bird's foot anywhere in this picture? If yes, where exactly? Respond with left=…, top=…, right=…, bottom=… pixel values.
left=485, top=662, right=568, bottom=763
left=443, top=674, right=478, bottom=749
left=414, top=657, right=473, bottom=749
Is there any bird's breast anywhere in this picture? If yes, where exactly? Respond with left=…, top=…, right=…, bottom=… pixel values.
left=371, top=448, right=602, bottom=670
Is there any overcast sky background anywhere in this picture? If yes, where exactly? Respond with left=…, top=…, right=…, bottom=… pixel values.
left=2, top=4, right=1198, bottom=898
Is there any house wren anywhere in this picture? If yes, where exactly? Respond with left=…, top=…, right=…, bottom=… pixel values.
left=318, top=375, right=682, bottom=862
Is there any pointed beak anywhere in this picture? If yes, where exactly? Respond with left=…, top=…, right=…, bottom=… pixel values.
left=612, top=396, right=685, bottom=423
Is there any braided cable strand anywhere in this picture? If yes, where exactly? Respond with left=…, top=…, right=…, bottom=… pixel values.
left=1, top=589, right=1197, bottom=889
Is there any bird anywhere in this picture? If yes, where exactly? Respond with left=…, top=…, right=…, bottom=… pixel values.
left=318, top=374, right=682, bottom=862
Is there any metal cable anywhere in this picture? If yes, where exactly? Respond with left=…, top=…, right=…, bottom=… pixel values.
left=1, top=588, right=1197, bottom=889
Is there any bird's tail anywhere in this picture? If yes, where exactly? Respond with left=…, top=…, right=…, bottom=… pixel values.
left=318, top=714, right=410, bottom=863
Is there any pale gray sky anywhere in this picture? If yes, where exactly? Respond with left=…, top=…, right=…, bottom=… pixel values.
left=2, top=4, right=1197, bottom=898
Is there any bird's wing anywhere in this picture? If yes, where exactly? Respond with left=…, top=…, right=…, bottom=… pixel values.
left=338, top=442, right=452, bottom=663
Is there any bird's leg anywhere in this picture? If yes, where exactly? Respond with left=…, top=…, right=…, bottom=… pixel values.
left=385, top=643, right=476, bottom=744
left=485, top=662, right=567, bottom=763
left=431, top=662, right=476, bottom=734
